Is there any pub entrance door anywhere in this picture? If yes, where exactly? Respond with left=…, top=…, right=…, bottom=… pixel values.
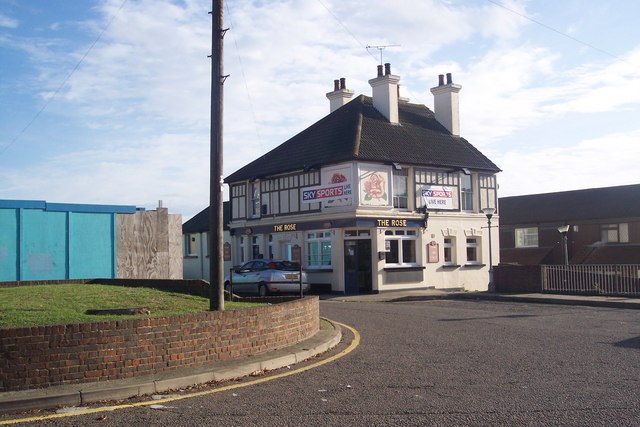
left=344, top=239, right=372, bottom=295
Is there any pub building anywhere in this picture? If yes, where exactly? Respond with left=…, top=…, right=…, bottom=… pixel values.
left=224, top=65, right=500, bottom=294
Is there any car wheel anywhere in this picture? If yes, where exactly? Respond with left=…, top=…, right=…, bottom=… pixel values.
left=258, top=284, right=268, bottom=297
left=224, top=281, right=230, bottom=293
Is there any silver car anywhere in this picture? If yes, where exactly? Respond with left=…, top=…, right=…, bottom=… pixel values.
left=224, top=259, right=310, bottom=296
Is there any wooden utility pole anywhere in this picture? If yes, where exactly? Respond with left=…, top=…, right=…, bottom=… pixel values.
left=209, top=0, right=225, bottom=311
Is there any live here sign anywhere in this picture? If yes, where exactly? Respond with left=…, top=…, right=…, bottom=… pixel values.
left=301, top=182, right=352, bottom=203
left=420, top=185, right=454, bottom=210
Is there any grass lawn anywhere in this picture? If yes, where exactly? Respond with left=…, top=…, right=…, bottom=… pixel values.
left=0, top=283, right=260, bottom=329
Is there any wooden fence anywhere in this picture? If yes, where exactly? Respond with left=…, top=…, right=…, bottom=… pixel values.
left=117, top=208, right=183, bottom=279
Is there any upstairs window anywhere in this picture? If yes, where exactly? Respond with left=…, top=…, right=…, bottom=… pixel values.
left=250, top=182, right=261, bottom=218
left=479, top=174, right=497, bottom=211
left=601, top=223, right=629, bottom=243
left=392, top=168, right=408, bottom=209
left=515, top=228, right=539, bottom=248
left=461, top=174, right=473, bottom=212
left=414, top=169, right=459, bottom=211
left=260, top=171, right=320, bottom=216
left=231, top=184, right=246, bottom=219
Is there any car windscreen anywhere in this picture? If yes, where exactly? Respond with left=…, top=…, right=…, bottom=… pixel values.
left=271, top=261, right=300, bottom=271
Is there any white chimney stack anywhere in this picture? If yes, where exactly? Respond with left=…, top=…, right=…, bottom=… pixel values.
left=326, top=77, right=354, bottom=113
left=368, top=63, right=400, bottom=124
left=430, top=73, right=462, bottom=136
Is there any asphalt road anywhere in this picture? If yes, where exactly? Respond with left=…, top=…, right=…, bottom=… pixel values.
left=16, top=300, right=640, bottom=426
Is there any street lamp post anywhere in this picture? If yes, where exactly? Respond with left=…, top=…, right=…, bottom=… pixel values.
left=557, top=225, right=570, bottom=265
left=482, top=207, right=496, bottom=292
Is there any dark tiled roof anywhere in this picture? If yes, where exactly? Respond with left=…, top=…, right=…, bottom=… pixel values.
left=225, top=95, right=500, bottom=182
left=499, top=184, right=640, bottom=226
left=579, top=244, right=640, bottom=265
left=182, top=202, right=230, bottom=233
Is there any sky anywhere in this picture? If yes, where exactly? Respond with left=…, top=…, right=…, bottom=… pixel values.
left=1, top=0, right=639, bottom=221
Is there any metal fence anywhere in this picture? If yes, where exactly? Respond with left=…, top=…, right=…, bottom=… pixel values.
left=542, top=264, right=640, bottom=296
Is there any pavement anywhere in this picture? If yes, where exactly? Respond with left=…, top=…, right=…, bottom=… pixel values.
left=319, top=289, right=640, bottom=310
left=2, top=290, right=639, bottom=414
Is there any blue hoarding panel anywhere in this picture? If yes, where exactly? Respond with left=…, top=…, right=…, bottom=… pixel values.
left=20, top=209, right=68, bottom=280
left=0, top=209, right=18, bottom=281
left=69, top=212, right=115, bottom=279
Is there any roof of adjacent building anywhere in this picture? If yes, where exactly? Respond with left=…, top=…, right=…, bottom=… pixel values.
left=182, top=202, right=230, bottom=233
left=225, top=95, right=500, bottom=183
left=499, top=183, right=640, bottom=226
left=572, top=244, right=640, bottom=264
left=500, top=247, right=554, bottom=266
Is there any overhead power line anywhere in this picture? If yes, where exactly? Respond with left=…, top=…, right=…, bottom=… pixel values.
left=1, top=0, right=129, bottom=156
left=486, top=0, right=634, bottom=67
left=316, top=0, right=378, bottom=63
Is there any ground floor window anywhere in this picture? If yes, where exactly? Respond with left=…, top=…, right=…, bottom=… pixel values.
left=237, top=236, right=246, bottom=264
left=252, top=235, right=263, bottom=259
left=281, top=242, right=293, bottom=261
left=268, top=234, right=274, bottom=259
left=466, top=237, right=480, bottom=264
left=385, top=229, right=418, bottom=266
left=307, top=231, right=332, bottom=268
left=443, top=237, right=456, bottom=265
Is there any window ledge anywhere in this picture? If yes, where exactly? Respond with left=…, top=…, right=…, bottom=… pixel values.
left=184, top=255, right=199, bottom=259
left=384, top=266, right=425, bottom=272
left=305, top=268, right=334, bottom=273
left=462, top=263, right=485, bottom=268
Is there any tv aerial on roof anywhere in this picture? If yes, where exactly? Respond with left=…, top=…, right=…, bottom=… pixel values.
left=366, top=44, right=401, bottom=66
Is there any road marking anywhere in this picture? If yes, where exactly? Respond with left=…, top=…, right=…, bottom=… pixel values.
left=0, top=320, right=360, bottom=425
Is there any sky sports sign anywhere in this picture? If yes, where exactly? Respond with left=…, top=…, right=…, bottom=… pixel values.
left=302, top=182, right=353, bottom=203
left=421, top=185, right=454, bottom=210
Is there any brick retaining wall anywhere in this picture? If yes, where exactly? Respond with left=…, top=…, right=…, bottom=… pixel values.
left=0, top=296, right=319, bottom=392
left=494, top=265, right=542, bottom=293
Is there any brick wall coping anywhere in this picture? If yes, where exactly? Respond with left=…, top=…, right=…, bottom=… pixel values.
left=0, top=295, right=319, bottom=392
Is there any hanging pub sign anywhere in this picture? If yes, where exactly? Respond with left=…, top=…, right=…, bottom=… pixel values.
left=420, top=185, right=454, bottom=210
left=427, top=241, right=439, bottom=263
left=292, top=244, right=301, bottom=262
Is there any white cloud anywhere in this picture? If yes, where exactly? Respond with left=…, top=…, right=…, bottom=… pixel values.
left=56, top=0, right=210, bottom=127
left=0, top=13, right=18, bottom=29
left=0, top=131, right=209, bottom=218
left=445, top=44, right=640, bottom=147
left=457, top=45, right=558, bottom=144
left=497, top=128, right=640, bottom=196
left=542, top=48, right=640, bottom=114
